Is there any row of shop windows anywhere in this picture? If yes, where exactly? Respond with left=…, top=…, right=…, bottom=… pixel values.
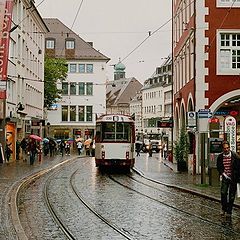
left=62, top=105, right=93, bottom=122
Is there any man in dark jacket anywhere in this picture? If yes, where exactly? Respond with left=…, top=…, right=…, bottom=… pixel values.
left=217, top=141, right=240, bottom=218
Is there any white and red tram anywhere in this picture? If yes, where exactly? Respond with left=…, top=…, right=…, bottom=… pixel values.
left=95, top=114, right=135, bottom=169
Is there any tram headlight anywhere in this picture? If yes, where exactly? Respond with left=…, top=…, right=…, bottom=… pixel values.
left=102, top=151, right=105, bottom=159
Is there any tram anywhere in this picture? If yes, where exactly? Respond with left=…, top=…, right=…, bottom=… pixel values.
left=95, top=114, right=135, bottom=169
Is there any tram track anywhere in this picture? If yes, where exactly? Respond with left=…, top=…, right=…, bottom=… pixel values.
left=44, top=170, right=76, bottom=240
left=108, top=173, right=240, bottom=235
left=12, top=156, right=240, bottom=239
left=70, top=169, right=135, bottom=240
left=42, top=160, right=135, bottom=240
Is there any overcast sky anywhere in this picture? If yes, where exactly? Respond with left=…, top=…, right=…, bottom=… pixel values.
left=35, top=0, right=172, bottom=83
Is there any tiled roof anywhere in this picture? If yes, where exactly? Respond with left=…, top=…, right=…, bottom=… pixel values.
left=106, top=77, right=142, bottom=106
left=43, top=18, right=110, bottom=61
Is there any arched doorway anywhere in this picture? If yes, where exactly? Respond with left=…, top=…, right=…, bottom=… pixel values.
left=210, top=94, right=240, bottom=154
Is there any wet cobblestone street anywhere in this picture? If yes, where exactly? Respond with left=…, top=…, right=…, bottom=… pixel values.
left=1, top=153, right=240, bottom=239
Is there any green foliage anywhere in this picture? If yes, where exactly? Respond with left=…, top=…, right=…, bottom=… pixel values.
left=174, top=127, right=189, bottom=163
left=44, top=57, right=68, bottom=108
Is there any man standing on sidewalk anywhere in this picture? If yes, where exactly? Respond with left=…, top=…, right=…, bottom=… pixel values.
left=217, top=141, right=240, bottom=219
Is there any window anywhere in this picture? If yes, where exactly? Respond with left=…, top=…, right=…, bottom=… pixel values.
left=86, top=64, right=93, bottom=73
left=218, top=32, right=240, bottom=74
left=86, top=82, right=93, bottom=95
left=70, top=106, right=76, bottom=121
left=79, top=82, right=85, bottom=95
left=62, top=82, right=68, bottom=95
left=46, top=39, right=55, bottom=49
left=116, top=122, right=130, bottom=141
left=70, top=82, right=76, bottom=95
left=62, top=106, right=68, bottom=121
left=69, top=64, right=77, bottom=73
left=217, top=0, right=240, bottom=7
left=164, top=104, right=172, bottom=115
left=86, top=106, right=92, bottom=122
left=78, top=106, right=84, bottom=121
left=79, top=64, right=85, bottom=73
left=66, top=40, right=75, bottom=49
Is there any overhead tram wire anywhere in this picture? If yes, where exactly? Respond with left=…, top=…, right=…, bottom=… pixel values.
left=59, top=0, right=84, bottom=56
left=120, top=0, right=195, bottom=63
left=206, top=0, right=236, bottom=52
left=121, top=18, right=172, bottom=62
left=9, top=0, right=46, bottom=33
left=70, top=0, right=84, bottom=30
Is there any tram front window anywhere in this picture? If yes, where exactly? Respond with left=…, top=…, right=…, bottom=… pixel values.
left=102, top=122, right=131, bottom=142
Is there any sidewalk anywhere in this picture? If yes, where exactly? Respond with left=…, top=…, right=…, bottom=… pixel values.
left=134, top=155, right=240, bottom=208
left=0, top=153, right=83, bottom=239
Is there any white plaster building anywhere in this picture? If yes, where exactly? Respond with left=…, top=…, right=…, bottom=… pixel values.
left=129, top=91, right=142, bottom=134
left=44, top=18, right=110, bottom=140
left=0, top=0, right=48, bottom=161
left=141, top=57, right=172, bottom=146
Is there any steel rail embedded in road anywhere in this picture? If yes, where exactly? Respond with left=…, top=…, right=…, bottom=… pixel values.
left=108, top=174, right=240, bottom=235
left=44, top=170, right=76, bottom=240
left=70, top=169, right=135, bottom=240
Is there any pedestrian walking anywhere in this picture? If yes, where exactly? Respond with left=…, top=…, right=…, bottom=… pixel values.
left=217, top=141, right=240, bottom=219
left=77, top=141, right=83, bottom=155
left=85, top=142, right=91, bottom=156
left=148, top=140, right=152, bottom=157
left=163, top=144, right=168, bottom=160
left=20, top=138, right=28, bottom=161
left=16, top=139, right=21, bottom=160
left=90, top=140, right=95, bottom=157
left=136, top=141, right=142, bottom=157
left=5, top=139, right=12, bottom=162
left=65, top=142, right=70, bottom=155
left=59, top=140, right=65, bottom=157
left=27, top=138, right=37, bottom=165
left=49, top=139, right=56, bottom=157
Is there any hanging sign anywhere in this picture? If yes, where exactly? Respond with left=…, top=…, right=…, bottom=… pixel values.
left=224, top=116, right=236, bottom=152
left=187, top=112, right=197, bottom=128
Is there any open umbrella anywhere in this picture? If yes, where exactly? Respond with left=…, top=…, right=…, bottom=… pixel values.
left=84, top=138, right=92, bottom=146
left=75, top=137, right=84, bottom=142
left=29, top=134, right=42, bottom=142
left=67, top=137, right=74, bottom=143
left=42, top=138, right=49, bottom=143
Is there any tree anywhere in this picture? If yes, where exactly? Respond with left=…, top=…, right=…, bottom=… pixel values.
left=174, top=127, right=189, bottom=172
left=44, top=57, right=68, bottom=108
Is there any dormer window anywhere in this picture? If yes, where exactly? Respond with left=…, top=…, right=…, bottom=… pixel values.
left=66, top=39, right=75, bottom=49
left=46, top=39, right=55, bottom=49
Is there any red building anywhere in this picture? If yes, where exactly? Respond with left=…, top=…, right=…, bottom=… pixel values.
left=173, top=0, right=240, bottom=173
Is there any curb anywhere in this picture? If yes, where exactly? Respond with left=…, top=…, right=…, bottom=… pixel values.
left=132, top=166, right=240, bottom=209
left=9, top=156, right=81, bottom=239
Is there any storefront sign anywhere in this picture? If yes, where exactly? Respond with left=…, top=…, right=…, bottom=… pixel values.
left=224, top=116, right=236, bottom=152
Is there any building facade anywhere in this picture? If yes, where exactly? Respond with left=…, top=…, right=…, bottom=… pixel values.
left=106, top=61, right=143, bottom=116
left=44, top=18, right=110, bottom=141
left=141, top=56, right=173, bottom=148
left=130, top=91, right=142, bottom=134
left=173, top=0, right=240, bottom=173
left=0, top=0, right=48, bottom=162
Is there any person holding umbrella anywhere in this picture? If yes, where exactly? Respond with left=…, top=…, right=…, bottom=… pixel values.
left=27, top=138, right=38, bottom=165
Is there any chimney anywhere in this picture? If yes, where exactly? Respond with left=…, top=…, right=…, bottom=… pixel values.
left=87, top=42, right=93, bottom=47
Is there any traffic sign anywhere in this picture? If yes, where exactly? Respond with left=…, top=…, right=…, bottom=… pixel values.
left=198, top=111, right=212, bottom=118
left=198, top=109, right=211, bottom=112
